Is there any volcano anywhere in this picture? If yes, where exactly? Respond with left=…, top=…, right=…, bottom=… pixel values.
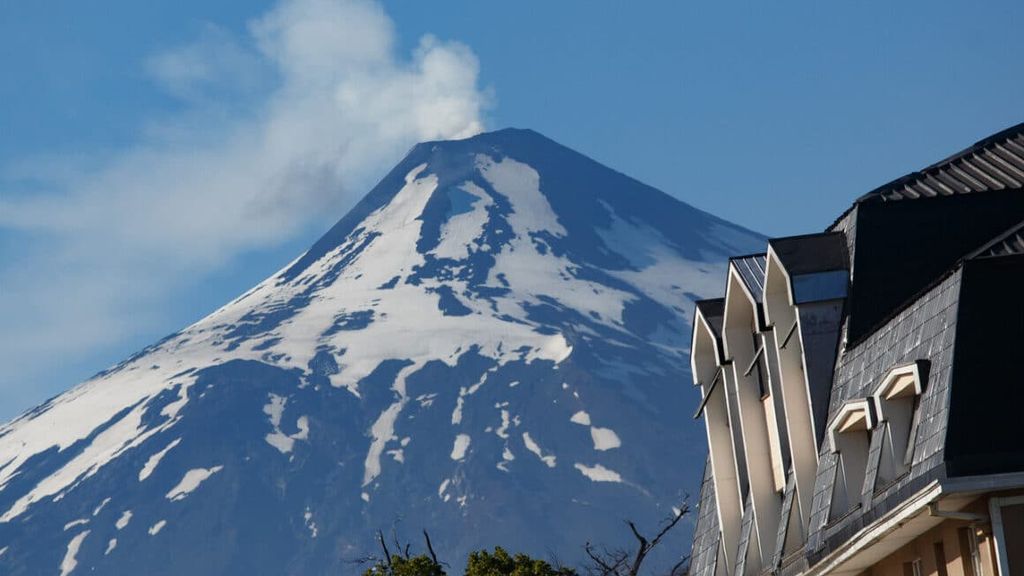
left=0, top=128, right=762, bottom=575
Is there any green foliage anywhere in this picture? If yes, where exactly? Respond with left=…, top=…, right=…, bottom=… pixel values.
left=362, top=554, right=447, bottom=576
left=465, top=547, right=577, bottom=576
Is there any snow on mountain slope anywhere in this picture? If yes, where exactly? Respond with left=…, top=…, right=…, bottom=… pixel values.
left=0, top=128, right=763, bottom=575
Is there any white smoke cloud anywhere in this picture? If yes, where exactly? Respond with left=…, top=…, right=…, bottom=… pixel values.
left=0, top=0, right=489, bottom=416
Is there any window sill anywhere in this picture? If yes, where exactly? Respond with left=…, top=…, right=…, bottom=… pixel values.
left=873, top=471, right=910, bottom=497
left=825, top=503, right=862, bottom=529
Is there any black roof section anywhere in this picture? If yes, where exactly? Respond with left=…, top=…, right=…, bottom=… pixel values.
left=768, top=232, right=849, bottom=275
left=695, top=298, right=725, bottom=338
left=858, top=121, right=1024, bottom=203
left=730, top=254, right=767, bottom=303
left=843, top=215, right=1024, bottom=349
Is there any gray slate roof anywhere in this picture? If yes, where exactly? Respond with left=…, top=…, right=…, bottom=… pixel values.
left=688, top=457, right=721, bottom=576
left=806, top=266, right=962, bottom=562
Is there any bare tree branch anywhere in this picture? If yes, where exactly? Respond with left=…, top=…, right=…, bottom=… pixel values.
left=423, top=530, right=439, bottom=565
left=377, top=530, right=392, bottom=570
left=584, top=502, right=690, bottom=576
left=585, top=542, right=616, bottom=574
left=649, top=504, right=688, bottom=550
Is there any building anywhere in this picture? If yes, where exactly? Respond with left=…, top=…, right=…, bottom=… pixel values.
left=687, top=122, right=1024, bottom=576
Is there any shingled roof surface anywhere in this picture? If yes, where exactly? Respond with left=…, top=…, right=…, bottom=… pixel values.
left=731, top=254, right=767, bottom=302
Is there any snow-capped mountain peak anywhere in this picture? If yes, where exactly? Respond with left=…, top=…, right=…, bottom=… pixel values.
left=0, top=128, right=762, bottom=575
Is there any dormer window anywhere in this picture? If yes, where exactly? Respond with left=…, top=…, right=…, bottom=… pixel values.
left=872, top=361, right=927, bottom=491
left=828, top=399, right=876, bottom=521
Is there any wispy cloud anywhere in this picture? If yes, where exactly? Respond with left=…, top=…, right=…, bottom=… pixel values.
left=145, top=23, right=267, bottom=104
left=0, top=0, right=489, bottom=415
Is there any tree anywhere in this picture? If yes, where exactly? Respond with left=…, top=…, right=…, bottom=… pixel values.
left=583, top=504, right=689, bottom=576
left=360, top=530, right=447, bottom=576
left=465, top=547, right=578, bottom=576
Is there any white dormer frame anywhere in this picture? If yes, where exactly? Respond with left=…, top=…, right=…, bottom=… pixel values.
left=763, top=247, right=820, bottom=539
left=871, top=361, right=925, bottom=417
left=828, top=399, right=877, bottom=454
left=721, top=265, right=762, bottom=361
left=764, top=245, right=796, bottom=321
left=691, top=312, right=725, bottom=373
left=691, top=305, right=743, bottom=576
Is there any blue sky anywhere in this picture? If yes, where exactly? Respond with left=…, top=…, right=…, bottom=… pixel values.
left=1, top=0, right=1022, bottom=419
